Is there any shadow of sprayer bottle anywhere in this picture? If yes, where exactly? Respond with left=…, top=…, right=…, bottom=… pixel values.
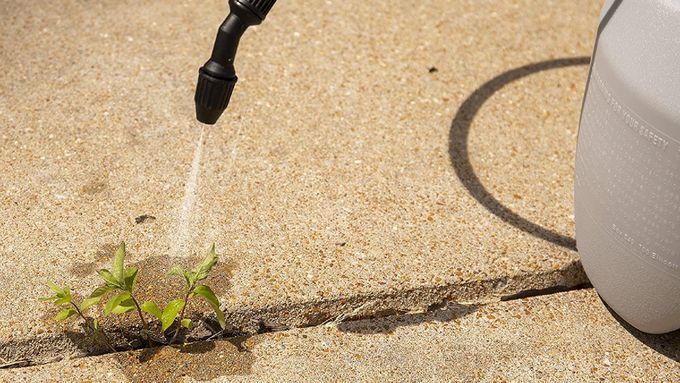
left=192, top=0, right=680, bottom=334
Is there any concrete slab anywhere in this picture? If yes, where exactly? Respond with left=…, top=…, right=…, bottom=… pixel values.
left=1, top=0, right=601, bottom=362
left=2, top=290, right=677, bottom=382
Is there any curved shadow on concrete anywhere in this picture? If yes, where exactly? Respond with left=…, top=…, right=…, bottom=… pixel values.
left=448, top=57, right=590, bottom=251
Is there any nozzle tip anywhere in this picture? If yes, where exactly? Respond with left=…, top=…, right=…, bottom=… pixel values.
left=194, top=69, right=237, bottom=125
left=195, top=105, right=223, bottom=125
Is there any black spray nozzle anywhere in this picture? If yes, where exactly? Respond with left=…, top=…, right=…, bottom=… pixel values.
left=195, top=0, right=277, bottom=124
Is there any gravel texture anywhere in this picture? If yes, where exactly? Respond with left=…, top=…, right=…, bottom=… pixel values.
left=1, top=0, right=600, bottom=363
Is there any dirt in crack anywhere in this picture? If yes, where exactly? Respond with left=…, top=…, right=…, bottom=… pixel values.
left=114, top=340, right=256, bottom=382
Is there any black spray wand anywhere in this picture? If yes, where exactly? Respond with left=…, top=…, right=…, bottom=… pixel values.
left=194, top=0, right=277, bottom=124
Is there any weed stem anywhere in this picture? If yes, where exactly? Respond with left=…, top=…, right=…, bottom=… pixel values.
left=70, top=302, right=117, bottom=353
left=170, top=290, right=192, bottom=344
left=129, top=295, right=152, bottom=344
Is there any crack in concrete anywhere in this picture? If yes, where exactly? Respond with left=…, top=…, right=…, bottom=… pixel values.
left=0, top=261, right=589, bottom=369
left=500, top=283, right=592, bottom=302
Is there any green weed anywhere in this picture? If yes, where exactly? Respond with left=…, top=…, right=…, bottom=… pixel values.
left=40, top=242, right=226, bottom=350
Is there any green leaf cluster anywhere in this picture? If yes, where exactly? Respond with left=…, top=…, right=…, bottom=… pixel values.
left=40, top=282, right=77, bottom=320
left=41, top=242, right=227, bottom=345
left=167, top=244, right=225, bottom=330
left=190, top=284, right=225, bottom=330
left=141, top=299, right=185, bottom=331
left=168, top=243, right=218, bottom=289
left=97, top=242, right=138, bottom=292
left=89, top=242, right=141, bottom=318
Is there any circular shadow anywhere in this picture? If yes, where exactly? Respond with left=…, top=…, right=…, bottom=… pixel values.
left=448, top=57, right=590, bottom=251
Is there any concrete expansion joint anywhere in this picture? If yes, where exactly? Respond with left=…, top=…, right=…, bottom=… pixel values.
left=0, top=266, right=590, bottom=370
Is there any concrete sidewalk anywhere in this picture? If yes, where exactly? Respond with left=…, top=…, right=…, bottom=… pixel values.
left=2, top=290, right=678, bottom=382
left=0, top=0, right=601, bottom=364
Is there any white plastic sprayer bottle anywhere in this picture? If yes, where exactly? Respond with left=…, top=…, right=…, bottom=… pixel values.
left=575, top=0, right=680, bottom=334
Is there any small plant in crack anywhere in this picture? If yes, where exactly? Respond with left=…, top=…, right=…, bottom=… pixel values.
left=39, top=282, right=117, bottom=352
left=143, top=244, right=226, bottom=344
left=41, top=242, right=226, bottom=350
left=95, top=242, right=150, bottom=342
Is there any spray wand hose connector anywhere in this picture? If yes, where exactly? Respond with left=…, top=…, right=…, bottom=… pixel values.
left=195, top=0, right=276, bottom=124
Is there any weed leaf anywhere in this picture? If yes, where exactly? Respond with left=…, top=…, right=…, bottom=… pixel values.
left=168, top=266, right=191, bottom=289
left=113, top=242, right=126, bottom=285
left=161, top=299, right=185, bottom=332
left=97, top=269, right=122, bottom=289
left=104, top=291, right=131, bottom=316
left=90, top=285, right=113, bottom=298
left=191, top=244, right=218, bottom=283
left=55, top=308, right=76, bottom=321
left=110, top=298, right=136, bottom=314
left=80, top=297, right=101, bottom=311
left=124, top=267, right=138, bottom=292
left=92, top=318, right=100, bottom=341
left=80, top=286, right=112, bottom=311
left=192, top=285, right=225, bottom=329
left=185, top=271, right=197, bottom=287
left=181, top=318, right=193, bottom=329
left=54, top=296, right=71, bottom=305
left=39, top=295, right=59, bottom=302
left=168, top=266, right=184, bottom=277
left=47, top=281, right=63, bottom=295
left=141, top=301, right=163, bottom=320
left=53, top=288, right=72, bottom=305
